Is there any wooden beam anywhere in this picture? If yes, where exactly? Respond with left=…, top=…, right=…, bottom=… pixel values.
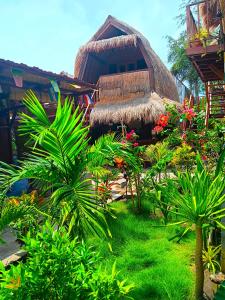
left=186, top=44, right=225, bottom=56
left=194, top=57, right=222, bottom=63
left=208, top=64, right=224, bottom=80
left=192, top=60, right=205, bottom=81
left=0, top=76, right=51, bottom=91
left=0, top=76, right=82, bottom=96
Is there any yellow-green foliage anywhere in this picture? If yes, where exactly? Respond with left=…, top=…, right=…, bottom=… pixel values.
left=145, top=141, right=170, bottom=164
left=171, top=143, right=196, bottom=168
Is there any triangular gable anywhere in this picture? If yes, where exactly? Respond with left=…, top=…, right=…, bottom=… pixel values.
left=90, top=15, right=135, bottom=42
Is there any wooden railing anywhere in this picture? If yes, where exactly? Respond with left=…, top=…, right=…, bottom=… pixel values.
left=186, top=0, right=224, bottom=49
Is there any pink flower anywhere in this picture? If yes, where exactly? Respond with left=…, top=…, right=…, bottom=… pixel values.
left=133, top=142, right=139, bottom=147
left=183, top=108, right=196, bottom=121
left=126, top=130, right=136, bottom=141
left=181, top=133, right=187, bottom=140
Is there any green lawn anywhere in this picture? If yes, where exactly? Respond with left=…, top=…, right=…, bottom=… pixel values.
left=90, top=201, right=195, bottom=300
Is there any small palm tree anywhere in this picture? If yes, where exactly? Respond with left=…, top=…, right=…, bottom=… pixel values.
left=0, top=91, right=107, bottom=238
left=170, top=157, right=225, bottom=300
left=0, top=91, right=140, bottom=238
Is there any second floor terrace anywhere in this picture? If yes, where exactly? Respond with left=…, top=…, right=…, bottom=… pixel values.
left=186, top=0, right=225, bottom=82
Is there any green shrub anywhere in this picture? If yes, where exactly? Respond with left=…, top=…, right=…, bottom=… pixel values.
left=0, top=222, right=133, bottom=300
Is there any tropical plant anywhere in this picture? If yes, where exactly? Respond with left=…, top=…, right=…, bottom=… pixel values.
left=0, top=189, right=46, bottom=242
left=166, top=32, right=202, bottom=97
left=145, top=141, right=173, bottom=181
left=150, top=179, right=176, bottom=224
left=203, top=244, right=221, bottom=274
left=214, top=280, right=225, bottom=300
left=0, top=91, right=108, bottom=239
left=169, top=156, right=225, bottom=300
left=170, top=142, right=196, bottom=170
left=0, top=222, right=133, bottom=300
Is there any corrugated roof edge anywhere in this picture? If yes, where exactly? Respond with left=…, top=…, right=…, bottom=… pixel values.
left=0, top=58, right=96, bottom=89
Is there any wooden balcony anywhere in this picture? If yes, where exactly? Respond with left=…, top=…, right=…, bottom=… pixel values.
left=97, top=69, right=150, bottom=103
left=186, top=0, right=225, bottom=82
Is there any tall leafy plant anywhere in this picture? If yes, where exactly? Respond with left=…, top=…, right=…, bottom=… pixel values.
left=0, top=91, right=107, bottom=239
left=170, top=157, right=225, bottom=300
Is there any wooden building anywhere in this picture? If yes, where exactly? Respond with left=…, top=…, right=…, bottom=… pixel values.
left=0, top=59, right=95, bottom=163
left=186, top=0, right=225, bottom=124
left=74, top=16, right=180, bottom=141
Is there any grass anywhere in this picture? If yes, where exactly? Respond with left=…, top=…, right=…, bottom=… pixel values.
left=89, top=201, right=195, bottom=300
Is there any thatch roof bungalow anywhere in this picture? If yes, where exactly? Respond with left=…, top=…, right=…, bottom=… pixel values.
left=74, top=16, right=180, bottom=139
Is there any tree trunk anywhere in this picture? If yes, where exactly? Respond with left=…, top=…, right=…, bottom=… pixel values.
left=195, top=225, right=204, bottom=300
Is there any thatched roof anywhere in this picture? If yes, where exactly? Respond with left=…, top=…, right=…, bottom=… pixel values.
left=74, top=16, right=180, bottom=126
left=74, top=15, right=179, bottom=102
left=90, top=92, right=181, bottom=125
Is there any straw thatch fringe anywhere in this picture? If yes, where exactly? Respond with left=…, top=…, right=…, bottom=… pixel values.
left=79, top=34, right=138, bottom=54
left=98, top=70, right=150, bottom=103
left=90, top=92, right=181, bottom=125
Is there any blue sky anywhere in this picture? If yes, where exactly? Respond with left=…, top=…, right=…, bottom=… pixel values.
left=0, top=0, right=183, bottom=75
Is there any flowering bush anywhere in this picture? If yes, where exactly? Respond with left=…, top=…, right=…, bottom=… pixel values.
left=153, top=114, right=170, bottom=134
left=126, top=129, right=137, bottom=141
left=153, top=125, right=164, bottom=134
left=181, top=108, right=196, bottom=122
left=124, top=130, right=143, bottom=152
left=157, top=114, right=169, bottom=127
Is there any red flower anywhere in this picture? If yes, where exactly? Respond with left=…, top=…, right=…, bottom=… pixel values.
left=126, top=133, right=132, bottom=140
left=202, top=155, right=207, bottom=161
left=153, top=125, right=164, bottom=134
left=126, top=130, right=136, bottom=141
left=133, top=142, right=139, bottom=147
left=157, top=114, right=169, bottom=127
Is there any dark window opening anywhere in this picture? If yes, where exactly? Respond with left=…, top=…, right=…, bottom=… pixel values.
left=128, top=63, right=135, bottom=71
left=109, top=64, right=117, bottom=74
left=119, top=65, right=126, bottom=73
left=137, top=59, right=147, bottom=70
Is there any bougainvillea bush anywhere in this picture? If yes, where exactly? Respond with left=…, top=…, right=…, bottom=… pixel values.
left=152, top=101, right=225, bottom=167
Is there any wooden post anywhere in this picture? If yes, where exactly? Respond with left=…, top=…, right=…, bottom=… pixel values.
left=0, top=94, right=12, bottom=163
left=197, top=3, right=200, bottom=34
left=197, top=96, right=200, bottom=112
left=186, top=5, right=191, bottom=44
left=204, top=82, right=210, bottom=127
